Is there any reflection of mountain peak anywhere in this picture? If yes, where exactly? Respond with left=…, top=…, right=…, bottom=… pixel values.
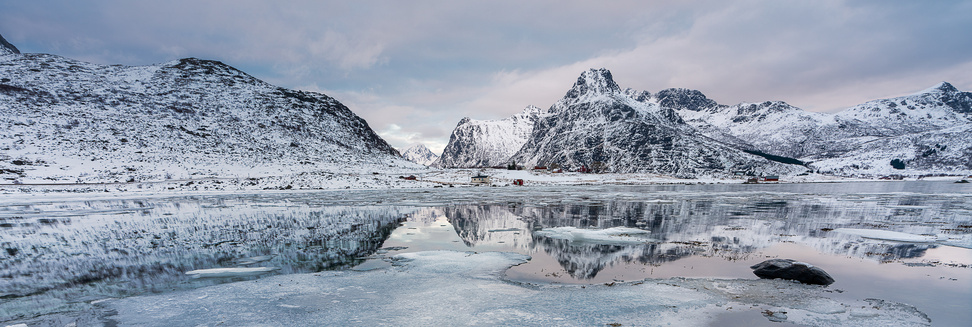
left=442, top=190, right=959, bottom=280
left=444, top=206, right=534, bottom=248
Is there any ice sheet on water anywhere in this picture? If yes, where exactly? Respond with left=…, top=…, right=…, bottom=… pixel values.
left=534, top=226, right=654, bottom=244
left=185, top=267, right=278, bottom=278
left=101, top=250, right=931, bottom=326
left=834, top=228, right=945, bottom=243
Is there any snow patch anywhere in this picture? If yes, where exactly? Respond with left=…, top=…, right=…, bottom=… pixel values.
left=185, top=267, right=278, bottom=278
left=834, top=228, right=945, bottom=243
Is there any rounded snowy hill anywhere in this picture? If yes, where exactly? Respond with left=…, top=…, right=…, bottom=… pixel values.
left=0, top=40, right=412, bottom=184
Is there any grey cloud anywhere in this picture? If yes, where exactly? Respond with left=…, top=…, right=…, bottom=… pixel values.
left=2, top=0, right=969, bottom=153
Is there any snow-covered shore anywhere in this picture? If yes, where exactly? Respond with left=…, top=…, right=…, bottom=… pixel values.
left=1, top=167, right=935, bottom=200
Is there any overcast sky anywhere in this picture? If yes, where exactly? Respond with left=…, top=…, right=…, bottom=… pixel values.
left=3, top=0, right=971, bottom=153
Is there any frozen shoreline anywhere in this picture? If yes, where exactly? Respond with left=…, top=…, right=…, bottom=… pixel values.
left=15, top=251, right=932, bottom=326
left=1, top=168, right=953, bottom=203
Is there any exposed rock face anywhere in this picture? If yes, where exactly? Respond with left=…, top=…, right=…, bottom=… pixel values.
left=0, top=39, right=408, bottom=183
left=750, top=259, right=835, bottom=285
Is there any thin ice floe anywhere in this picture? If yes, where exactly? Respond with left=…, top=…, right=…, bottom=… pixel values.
left=834, top=228, right=945, bottom=243
left=102, top=251, right=931, bottom=326
left=185, top=267, right=278, bottom=278
left=534, top=226, right=654, bottom=244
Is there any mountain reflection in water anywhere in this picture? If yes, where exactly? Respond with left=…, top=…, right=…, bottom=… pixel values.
left=0, top=196, right=412, bottom=320
left=437, top=187, right=971, bottom=281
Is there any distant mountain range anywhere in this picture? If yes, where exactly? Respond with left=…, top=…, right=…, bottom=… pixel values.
left=438, top=68, right=972, bottom=178
left=4, top=30, right=969, bottom=182
left=400, top=144, right=439, bottom=166
left=0, top=33, right=414, bottom=184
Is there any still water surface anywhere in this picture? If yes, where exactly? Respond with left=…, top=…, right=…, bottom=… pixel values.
left=1, top=182, right=970, bottom=324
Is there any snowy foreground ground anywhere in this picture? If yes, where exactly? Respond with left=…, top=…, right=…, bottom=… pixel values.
left=33, top=251, right=930, bottom=327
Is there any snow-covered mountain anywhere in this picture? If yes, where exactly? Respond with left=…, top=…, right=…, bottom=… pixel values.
left=443, top=66, right=970, bottom=178
left=0, top=35, right=416, bottom=184
left=433, top=105, right=543, bottom=168
left=508, top=69, right=804, bottom=177
left=667, top=82, right=972, bottom=176
left=400, top=144, right=439, bottom=166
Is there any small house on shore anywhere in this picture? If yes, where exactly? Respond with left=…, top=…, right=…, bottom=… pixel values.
left=471, top=174, right=491, bottom=185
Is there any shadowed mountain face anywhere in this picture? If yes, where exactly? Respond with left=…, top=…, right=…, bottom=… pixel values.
left=0, top=38, right=406, bottom=183
left=0, top=33, right=20, bottom=55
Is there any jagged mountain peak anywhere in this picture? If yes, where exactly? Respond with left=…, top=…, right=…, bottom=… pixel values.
left=0, top=33, right=21, bottom=55
left=564, top=68, right=621, bottom=99
left=401, top=144, right=439, bottom=166
left=654, top=88, right=719, bottom=111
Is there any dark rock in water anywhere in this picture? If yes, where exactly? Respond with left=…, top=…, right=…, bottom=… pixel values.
left=750, top=259, right=835, bottom=285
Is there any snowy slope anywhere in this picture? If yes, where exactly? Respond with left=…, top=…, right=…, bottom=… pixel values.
left=669, top=81, right=972, bottom=176
left=669, top=97, right=876, bottom=159
left=433, top=105, right=543, bottom=168
left=810, top=124, right=972, bottom=176
left=0, top=40, right=418, bottom=184
left=834, top=82, right=971, bottom=135
left=400, top=144, right=439, bottom=166
left=0, top=33, right=19, bottom=56
left=509, top=69, right=804, bottom=177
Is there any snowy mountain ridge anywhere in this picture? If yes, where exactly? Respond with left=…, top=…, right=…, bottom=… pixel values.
left=663, top=81, right=972, bottom=175
left=400, top=144, right=439, bottom=166
left=505, top=68, right=803, bottom=177
left=0, top=36, right=420, bottom=184
left=441, top=67, right=972, bottom=177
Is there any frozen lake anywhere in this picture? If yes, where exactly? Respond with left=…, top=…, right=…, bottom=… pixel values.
left=1, top=181, right=970, bottom=326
